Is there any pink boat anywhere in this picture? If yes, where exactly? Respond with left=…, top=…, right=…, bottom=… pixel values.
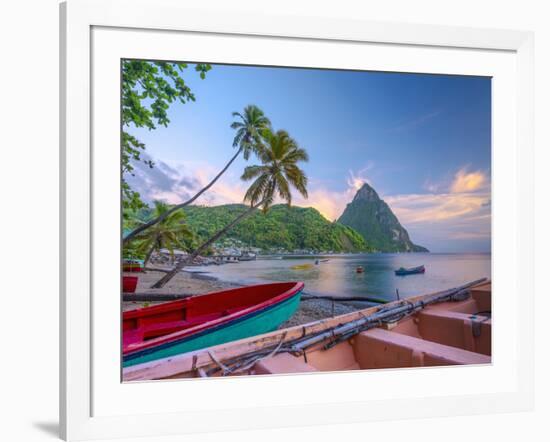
left=124, top=279, right=491, bottom=381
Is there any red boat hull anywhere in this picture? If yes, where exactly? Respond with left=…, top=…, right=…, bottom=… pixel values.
left=123, top=281, right=304, bottom=356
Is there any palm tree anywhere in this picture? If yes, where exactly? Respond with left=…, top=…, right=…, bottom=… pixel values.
left=230, top=105, right=271, bottom=160
left=151, top=129, right=309, bottom=288
left=126, top=201, right=193, bottom=267
left=123, top=105, right=271, bottom=244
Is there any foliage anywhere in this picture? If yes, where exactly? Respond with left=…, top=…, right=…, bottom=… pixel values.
left=338, top=183, right=429, bottom=252
left=167, top=204, right=372, bottom=253
left=124, top=201, right=194, bottom=263
left=231, top=105, right=272, bottom=160
left=122, top=104, right=270, bottom=244
left=121, top=241, right=147, bottom=261
left=148, top=120, right=314, bottom=288
left=241, top=129, right=309, bottom=212
left=121, top=60, right=211, bottom=211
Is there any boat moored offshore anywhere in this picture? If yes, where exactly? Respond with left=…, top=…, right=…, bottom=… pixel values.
left=395, top=265, right=425, bottom=276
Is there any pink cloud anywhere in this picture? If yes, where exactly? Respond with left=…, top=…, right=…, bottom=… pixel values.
left=385, top=192, right=489, bottom=224
left=130, top=157, right=491, bottom=248
left=450, top=167, right=487, bottom=193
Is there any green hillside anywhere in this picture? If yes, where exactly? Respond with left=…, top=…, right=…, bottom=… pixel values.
left=174, top=204, right=371, bottom=253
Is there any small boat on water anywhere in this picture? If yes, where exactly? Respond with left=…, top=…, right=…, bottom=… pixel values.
left=122, top=281, right=304, bottom=367
left=355, top=265, right=364, bottom=273
left=291, top=263, right=314, bottom=270
left=395, top=265, right=425, bottom=276
left=123, top=279, right=491, bottom=381
left=238, top=252, right=257, bottom=262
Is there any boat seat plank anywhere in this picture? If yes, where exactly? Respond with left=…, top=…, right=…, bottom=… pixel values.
left=254, top=353, right=318, bottom=375
left=427, top=298, right=478, bottom=314
left=306, top=340, right=361, bottom=372
left=417, top=309, right=491, bottom=355
left=353, top=328, right=491, bottom=369
left=138, top=311, right=240, bottom=340
left=469, top=283, right=492, bottom=313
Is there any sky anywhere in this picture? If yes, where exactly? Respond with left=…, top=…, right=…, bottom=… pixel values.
left=125, top=62, right=492, bottom=253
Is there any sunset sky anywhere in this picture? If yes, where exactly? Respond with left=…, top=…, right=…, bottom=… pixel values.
left=125, top=63, right=491, bottom=253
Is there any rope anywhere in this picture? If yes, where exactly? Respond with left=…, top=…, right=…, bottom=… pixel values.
left=207, top=350, right=231, bottom=375
left=196, top=279, right=486, bottom=375
left=224, top=332, right=288, bottom=375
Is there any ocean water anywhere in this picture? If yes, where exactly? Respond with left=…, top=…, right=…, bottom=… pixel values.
left=190, top=253, right=491, bottom=302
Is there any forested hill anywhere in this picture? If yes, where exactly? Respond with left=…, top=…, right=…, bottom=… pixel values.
left=181, top=204, right=372, bottom=253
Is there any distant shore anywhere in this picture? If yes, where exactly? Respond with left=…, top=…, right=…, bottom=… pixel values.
left=122, top=268, right=361, bottom=326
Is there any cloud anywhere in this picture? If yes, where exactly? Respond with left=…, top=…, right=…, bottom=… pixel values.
left=450, top=167, right=487, bottom=193
left=291, top=165, right=375, bottom=220
left=293, top=187, right=351, bottom=221
left=127, top=156, right=378, bottom=222
left=389, top=110, right=441, bottom=133
left=125, top=154, right=248, bottom=207
left=127, top=157, right=491, bottom=252
left=385, top=192, right=489, bottom=224
left=386, top=166, right=490, bottom=227
left=422, top=178, right=441, bottom=193
left=383, top=166, right=491, bottom=251
left=346, top=163, right=374, bottom=191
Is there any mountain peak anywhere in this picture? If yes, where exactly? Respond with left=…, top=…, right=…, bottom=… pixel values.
left=353, top=182, right=380, bottom=202
left=338, top=182, right=429, bottom=253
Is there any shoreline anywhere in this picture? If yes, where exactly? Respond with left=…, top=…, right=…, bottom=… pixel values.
left=123, top=268, right=363, bottom=325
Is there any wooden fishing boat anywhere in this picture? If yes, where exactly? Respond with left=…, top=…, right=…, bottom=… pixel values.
left=123, top=279, right=491, bottom=381
left=122, top=281, right=304, bottom=368
left=395, top=265, right=425, bottom=276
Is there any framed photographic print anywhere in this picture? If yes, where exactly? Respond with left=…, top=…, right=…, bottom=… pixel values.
left=60, top=0, right=534, bottom=440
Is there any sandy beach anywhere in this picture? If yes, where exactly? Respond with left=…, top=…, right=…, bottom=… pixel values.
left=122, top=269, right=234, bottom=312
left=123, top=268, right=361, bottom=326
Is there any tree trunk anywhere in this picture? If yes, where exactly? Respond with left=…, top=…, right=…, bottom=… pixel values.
left=143, top=245, right=155, bottom=267
left=123, top=148, right=242, bottom=244
left=143, top=236, right=159, bottom=267
left=151, top=200, right=264, bottom=288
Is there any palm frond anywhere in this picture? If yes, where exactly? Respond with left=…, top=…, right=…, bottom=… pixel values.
left=243, top=174, right=270, bottom=206
left=241, top=165, right=268, bottom=181
left=275, top=172, right=292, bottom=204
left=231, top=105, right=271, bottom=159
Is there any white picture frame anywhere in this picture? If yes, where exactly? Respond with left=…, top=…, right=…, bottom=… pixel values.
left=60, top=0, right=534, bottom=440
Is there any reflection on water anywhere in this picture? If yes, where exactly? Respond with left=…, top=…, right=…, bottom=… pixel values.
left=191, top=253, right=491, bottom=301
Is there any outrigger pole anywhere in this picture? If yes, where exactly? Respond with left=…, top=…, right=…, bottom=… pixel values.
left=205, top=278, right=487, bottom=376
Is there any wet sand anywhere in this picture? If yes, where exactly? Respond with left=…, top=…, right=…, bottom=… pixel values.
left=122, top=268, right=235, bottom=312
left=122, top=268, right=363, bottom=325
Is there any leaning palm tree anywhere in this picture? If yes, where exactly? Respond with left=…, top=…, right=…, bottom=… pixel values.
left=151, top=129, right=309, bottom=288
left=123, top=105, right=271, bottom=244
left=126, top=201, right=193, bottom=266
left=230, top=105, right=271, bottom=160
